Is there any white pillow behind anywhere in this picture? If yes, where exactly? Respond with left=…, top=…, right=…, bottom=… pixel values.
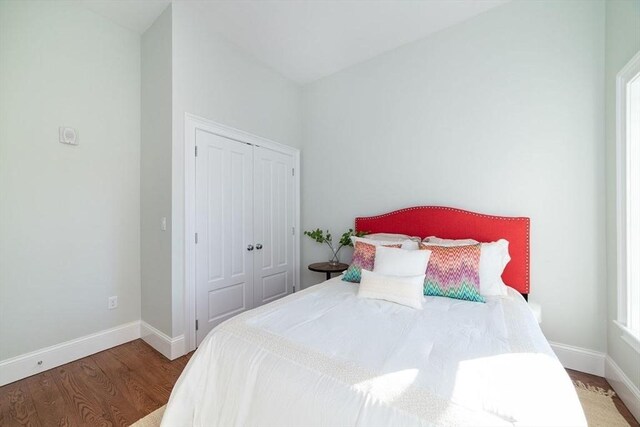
left=424, top=236, right=477, bottom=246
left=423, top=236, right=511, bottom=297
left=351, top=236, right=419, bottom=250
left=358, top=270, right=425, bottom=309
left=479, top=239, right=511, bottom=296
left=365, top=233, right=421, bottom=243
left=373, top=246, right=431, bottom=276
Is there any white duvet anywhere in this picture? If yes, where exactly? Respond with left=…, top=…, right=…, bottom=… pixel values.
left=161, top=277, right=586, bottom=427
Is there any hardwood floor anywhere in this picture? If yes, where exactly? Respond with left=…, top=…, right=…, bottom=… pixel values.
left=0, top=341, right=637, bottom=426
left=0, top=340, right=191, bottom=426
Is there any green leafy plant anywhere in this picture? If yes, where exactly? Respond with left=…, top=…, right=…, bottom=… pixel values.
left=304, top=228, right=367, bottom=264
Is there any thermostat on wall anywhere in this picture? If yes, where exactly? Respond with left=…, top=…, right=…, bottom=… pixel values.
left=59, top=127, right=78, bottom=145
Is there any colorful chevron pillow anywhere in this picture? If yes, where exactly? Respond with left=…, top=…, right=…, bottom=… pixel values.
left=342, top=241, right=401, bottom=283
left=420, top=243, right=485, bottom=303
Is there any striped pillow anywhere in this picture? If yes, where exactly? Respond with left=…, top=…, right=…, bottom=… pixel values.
left=420, top=243, right=485, bottom=303
left=342, top=241, right=401, bottom=283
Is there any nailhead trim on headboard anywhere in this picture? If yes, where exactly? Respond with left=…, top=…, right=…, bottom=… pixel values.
left=355, top=206, right=530, bottom=294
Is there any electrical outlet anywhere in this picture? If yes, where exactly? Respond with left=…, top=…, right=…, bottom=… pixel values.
left=108, top=296, right=118, bottom=310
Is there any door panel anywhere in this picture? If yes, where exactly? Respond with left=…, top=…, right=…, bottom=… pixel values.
left=207, top=283, right=246, bottom=320
left=253, top=146, right=294, bottom=307
left=261, top=271, right=288, bottom=302
left=195, top=129, right=253, bottom=345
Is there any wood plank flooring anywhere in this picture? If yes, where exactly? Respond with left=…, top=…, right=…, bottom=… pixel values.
left=0, top=340, right=637, bottom=426
left=0, top=340, right=191, bottom=426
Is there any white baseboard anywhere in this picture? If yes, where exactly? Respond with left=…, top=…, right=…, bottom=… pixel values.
left=0, top=321, right=140, bottom=387
left=549, top=341, right=606, bottom=376
left=140, top=321, right=185, bottom=360
left=605, top=355, right=640, bottom=422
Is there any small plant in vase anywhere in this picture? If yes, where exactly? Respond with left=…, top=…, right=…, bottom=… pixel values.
left=304, top=228, right=367, bottom=266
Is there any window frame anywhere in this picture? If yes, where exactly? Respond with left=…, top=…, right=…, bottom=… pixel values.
left=615, top=50, right=640, bottom=354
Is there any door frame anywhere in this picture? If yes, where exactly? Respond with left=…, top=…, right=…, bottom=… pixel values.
left=184, top=113, right=301, bottom=353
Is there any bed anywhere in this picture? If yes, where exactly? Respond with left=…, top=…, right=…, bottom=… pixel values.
left=161, top=206, right=586, bottom=427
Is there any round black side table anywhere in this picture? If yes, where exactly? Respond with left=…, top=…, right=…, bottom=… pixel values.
left=308, top=262, right=349, bottom=281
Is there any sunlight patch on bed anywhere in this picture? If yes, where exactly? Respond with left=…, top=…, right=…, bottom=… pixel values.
left=451, top=352, right=583, bottom=425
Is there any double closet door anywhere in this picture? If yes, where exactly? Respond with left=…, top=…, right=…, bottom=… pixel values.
left=195, top=129, right=295, bottom=345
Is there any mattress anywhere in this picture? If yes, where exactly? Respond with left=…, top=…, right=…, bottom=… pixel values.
left=161, top=276, right=586, bottom=426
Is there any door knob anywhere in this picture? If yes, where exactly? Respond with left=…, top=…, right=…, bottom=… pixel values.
left=247, top=245, right=254, bottom=251
left=256, top=243, right=263, bottom=250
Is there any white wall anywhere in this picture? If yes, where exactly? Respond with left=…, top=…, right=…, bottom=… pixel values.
left=605, top=0, right=640, bottom=389
left=0, top=1, right=141, bottom=359
left=0, top=0, right=619, bottom=377
left=301, top=0, right=606, bottom=352
left=166, top=2, right=302, bottom=336
left=141, top=5, right=173, bottom=337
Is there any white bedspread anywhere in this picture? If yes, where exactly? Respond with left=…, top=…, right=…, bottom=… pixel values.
left=161, top=277, right=586, bottom=427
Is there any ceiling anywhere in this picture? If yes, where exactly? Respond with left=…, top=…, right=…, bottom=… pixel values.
left=81, top=0, right=508, bottom=84
left=79, top=0, right=170, bottom=35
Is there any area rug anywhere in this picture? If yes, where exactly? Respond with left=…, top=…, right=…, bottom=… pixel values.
left=130, top=384, right=632, bottom=426
left=131, top=405, right=164, bottom=427
left=573, top=380, right=630, bottom=427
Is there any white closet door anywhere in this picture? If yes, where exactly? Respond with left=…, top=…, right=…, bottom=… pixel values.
left=253, top=146, right=295, bottom=307
left=195, top=129, right=253, bottom=345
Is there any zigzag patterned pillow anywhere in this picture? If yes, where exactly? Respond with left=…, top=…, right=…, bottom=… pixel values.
left=342, top=241, right=401, bottom=283
left=420, top=243, right=485, bottom=303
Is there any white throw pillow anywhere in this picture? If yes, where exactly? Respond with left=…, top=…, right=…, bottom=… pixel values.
left=373, top=245, right=431, bottom=276
left=351, top=236, right=418, bottom=250
left=423, top=236, right=511, bottom=296
left=358, top=270, right=425, bottom=309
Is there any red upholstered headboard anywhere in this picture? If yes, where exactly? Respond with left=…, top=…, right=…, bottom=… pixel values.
left=355, top=206, right=530, bottom=296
